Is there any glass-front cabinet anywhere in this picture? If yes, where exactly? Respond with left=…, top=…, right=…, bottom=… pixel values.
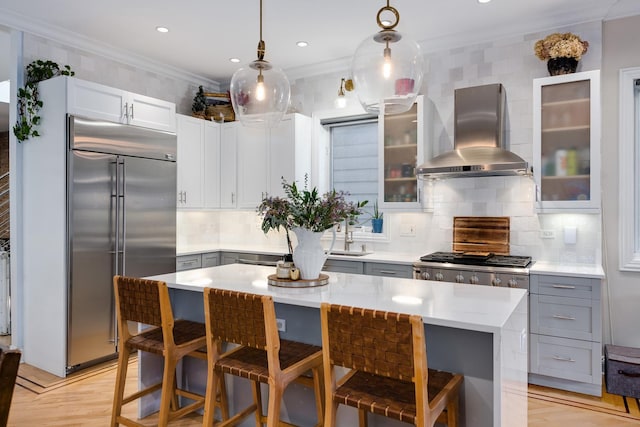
left=533, top=70, right=600, bottom=212
left=378, top=95, right=430, bottom=210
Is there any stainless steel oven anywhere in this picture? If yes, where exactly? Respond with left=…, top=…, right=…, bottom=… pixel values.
left=413, top=252, right=532, bottom=289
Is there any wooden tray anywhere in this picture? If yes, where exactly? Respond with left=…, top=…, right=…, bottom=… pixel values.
left=267, top=273, right=329, bottom=288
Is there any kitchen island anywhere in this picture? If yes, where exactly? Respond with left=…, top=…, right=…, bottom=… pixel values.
left=144, top=264, right=528, bottom=427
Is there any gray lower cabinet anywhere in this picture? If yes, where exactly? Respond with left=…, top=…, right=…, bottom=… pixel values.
left=528, top=274, right=602, bottom=396
left=220, top=251, right=282, bottom=266
left=176, top=254, right=202, bottom=271
left=364, top=262, right=413, bottom=278
left=323, top=259, right=364, bottom=274
left=202, top=252, right=220, bottom=268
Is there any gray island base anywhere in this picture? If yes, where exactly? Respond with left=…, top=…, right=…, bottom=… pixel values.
left=143, top=264, right=528, bottom=427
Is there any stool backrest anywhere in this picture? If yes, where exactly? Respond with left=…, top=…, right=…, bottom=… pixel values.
left=203, top=288, right=272, bottom=351
left=321, top=303, right=426, bottom=383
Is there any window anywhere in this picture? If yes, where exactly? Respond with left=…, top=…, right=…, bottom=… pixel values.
left=619, top=68, right=640, bottom=271
left=323, top=116, right=378, bottom=218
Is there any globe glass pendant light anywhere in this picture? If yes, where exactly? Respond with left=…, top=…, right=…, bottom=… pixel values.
left=351, top=0, right=423, bottom=115
left=230, top=0, right=290, bottom=128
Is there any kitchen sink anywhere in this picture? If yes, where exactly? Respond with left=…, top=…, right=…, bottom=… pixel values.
left=329, top=250, right=373, bottom=257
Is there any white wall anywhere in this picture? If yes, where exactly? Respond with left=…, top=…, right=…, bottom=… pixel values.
left=601, top=15, right=640, bottom=347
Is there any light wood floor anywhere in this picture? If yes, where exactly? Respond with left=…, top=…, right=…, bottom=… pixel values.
left=7, top=360, right=640, bottom=427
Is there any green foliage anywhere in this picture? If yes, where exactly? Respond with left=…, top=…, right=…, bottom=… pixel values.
left=372, top=200, right=383, bottom=219
left=192, top=85, right=207, bottom=113
left=13, top=59, right=75, bottom=142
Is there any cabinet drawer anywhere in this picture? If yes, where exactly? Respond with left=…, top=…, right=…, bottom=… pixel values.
left=364, top=262, right=413, bottom=278
left=176, top=254, right=202, bottom=271
left=531, top=294, right=601, bottom=341
left=530, top=334, right=601, bottom=384
left=323, top=260, right=364, bottom=275
left=202, top=252, right=220, bottom=268
left=531, top=274, right=600, bottom=300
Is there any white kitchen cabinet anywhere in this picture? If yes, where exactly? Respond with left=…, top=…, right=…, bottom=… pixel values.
left=177, top=114, right=204, bottom=207
left=528, top=273, right=602, bottom=396
left=176, top=254, right=202, bottom=271
left=177, top=115, right=221, bottom=208
left=378, top=95, right=431, bottom=210
left=533, top=70, right=600, bottom=212
left=67, top=77, right=176, bottom=132
left=220, top=123, right=238, bottom=208
left=364, top=262, right=413, bottom=278
left=235, top=114, right=312, bottom=209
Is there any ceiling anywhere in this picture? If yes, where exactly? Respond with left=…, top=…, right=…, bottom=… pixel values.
left=1, top=0, right=639, bottom=88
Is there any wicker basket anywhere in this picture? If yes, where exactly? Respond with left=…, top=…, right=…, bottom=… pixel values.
left=206, top=104, right=235, bottom=122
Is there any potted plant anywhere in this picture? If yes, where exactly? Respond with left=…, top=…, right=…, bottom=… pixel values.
left=191, top=85, right=207, bottom=119
left=257, top=176, right=366, bottom=280
left=371, top=200, right=383, bottom=233
left=534, top=33, right=589, bottom=76
left=13, top=60, right=75, bottom=142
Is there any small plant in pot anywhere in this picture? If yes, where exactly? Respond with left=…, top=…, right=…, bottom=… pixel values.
left=371, top=201, right=383, bottom=233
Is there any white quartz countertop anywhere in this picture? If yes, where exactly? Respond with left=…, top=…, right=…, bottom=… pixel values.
left=147, top=264, right=527, bottom=334
left=529, top=261, right=605, bottom=278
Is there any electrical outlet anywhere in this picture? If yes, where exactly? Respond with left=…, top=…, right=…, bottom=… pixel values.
left=539, top=230, right=555, bottom=239
left=400, top=224, right=416, bottom=237
left=276, top=318, right=286, bottom=332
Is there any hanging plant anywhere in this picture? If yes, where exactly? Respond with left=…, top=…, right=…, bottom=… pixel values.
left=13, top=59, right=75, bottom=142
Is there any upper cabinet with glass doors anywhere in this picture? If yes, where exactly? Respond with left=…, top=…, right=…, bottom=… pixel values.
left=378, top=95, right=431, bottom=210
left=533, top=70, right=600, bottom=212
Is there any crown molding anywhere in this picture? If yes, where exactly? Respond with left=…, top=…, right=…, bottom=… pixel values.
left=0, top=7, right=221, bottom=90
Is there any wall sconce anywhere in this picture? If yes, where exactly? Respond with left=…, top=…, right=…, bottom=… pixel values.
left=335, top=78, right=354, bottom=109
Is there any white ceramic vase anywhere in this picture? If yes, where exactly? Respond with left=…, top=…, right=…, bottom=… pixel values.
left=291, top=227, right=336, bottom=280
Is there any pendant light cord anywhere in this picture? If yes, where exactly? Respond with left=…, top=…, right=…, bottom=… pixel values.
left=257, top=0, right=265, bottom=60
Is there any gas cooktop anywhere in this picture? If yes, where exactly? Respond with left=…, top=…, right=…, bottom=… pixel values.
left=419, top=251, right=532, bottom=268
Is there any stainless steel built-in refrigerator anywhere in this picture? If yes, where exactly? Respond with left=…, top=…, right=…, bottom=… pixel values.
left=66, top=115, right=177, bottom=371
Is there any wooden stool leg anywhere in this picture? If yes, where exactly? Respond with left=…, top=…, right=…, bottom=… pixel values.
left=203, top=369, right=220, bottom=426
left=110, top=346, right=131, bottom=427
left=447, top=395, right=459, bottom=427
left=358, top=409, right=368, bottom=427
left=251, top=381, right=263, bottom=427
left=324, top=399, right=338, bottom=427
left=265, top=383, right=283, bottom=427
left=218, top=373, right=230, bottom=421
left=311, top=366, right=324, bottom=426
left=158, top=357, right=178, bottom=426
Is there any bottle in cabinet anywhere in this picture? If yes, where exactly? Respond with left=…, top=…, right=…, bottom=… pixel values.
left=533, top=70, right=600, bottom=211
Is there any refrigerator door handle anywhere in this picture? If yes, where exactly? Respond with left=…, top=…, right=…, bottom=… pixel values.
left=114, top=159, right=121, bottom=278
left=121, top=158, right=127, bottom=275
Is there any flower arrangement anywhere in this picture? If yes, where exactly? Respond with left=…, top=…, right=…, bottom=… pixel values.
left=534, top=33, right=589, bottom=61
left=257, top=176, right=367, bottom=253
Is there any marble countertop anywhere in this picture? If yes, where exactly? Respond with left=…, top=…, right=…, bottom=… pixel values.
left=147, top=263, right=528, bottom=334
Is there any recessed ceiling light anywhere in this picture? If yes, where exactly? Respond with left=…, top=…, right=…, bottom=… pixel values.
left=229, top=58, right=241, bottom=63
left=156, top=26, right=169, bottom=33
left=296, top=41, right=308, bottom=48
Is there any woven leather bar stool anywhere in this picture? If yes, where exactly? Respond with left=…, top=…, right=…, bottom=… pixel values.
left=320, top=303, right=463, bottom=427
left=202, top=288, right=324, bottom=427
left=111, top=276, right=228, bottom=427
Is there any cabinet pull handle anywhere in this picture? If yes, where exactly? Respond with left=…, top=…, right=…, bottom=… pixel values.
left=130, top=104, right=134, bottom=119
left=552, top=284, right=576, bottom=289
left=379, top=270, right=397, bottom=275
left=552, top=355, right=576, bottom=362
left=618, top=370, right=640, bottom=378
left=231, top=193, right=235, bottom=203
left=552, top=314, right=576, bottom=320
left=123, top=102, right=129, bottom=119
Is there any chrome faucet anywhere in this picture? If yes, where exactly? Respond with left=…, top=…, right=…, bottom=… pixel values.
left=344, top=220, right=354, bottom=252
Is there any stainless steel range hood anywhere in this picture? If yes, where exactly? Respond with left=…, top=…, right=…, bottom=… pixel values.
left=417, top=83, right=531, bottom=178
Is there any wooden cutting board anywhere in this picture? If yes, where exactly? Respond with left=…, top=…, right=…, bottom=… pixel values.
left=453, top=217, right=510, bottom=255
